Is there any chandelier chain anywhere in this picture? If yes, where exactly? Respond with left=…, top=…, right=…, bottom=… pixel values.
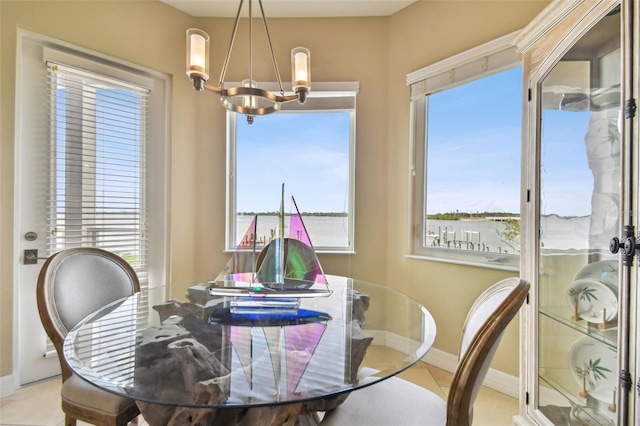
left=258, top=0, right=285, bottom=95
left=218, top=0, right=245, bottom=88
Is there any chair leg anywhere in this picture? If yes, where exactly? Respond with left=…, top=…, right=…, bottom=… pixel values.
left=65, top=415, right=77, bottom=426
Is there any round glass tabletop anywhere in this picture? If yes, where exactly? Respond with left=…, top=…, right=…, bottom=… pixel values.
left=64, top=275, right=436, bottom=409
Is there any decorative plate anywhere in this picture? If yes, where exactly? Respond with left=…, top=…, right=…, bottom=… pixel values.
left=566, top=278, right=617, bottom=324
left=568, top=337, right=617, bottom=404
left=573, top=260, right=618, bottom=288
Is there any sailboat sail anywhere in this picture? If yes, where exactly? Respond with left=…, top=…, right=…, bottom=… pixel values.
left=209, top=189, right=331, bottom=297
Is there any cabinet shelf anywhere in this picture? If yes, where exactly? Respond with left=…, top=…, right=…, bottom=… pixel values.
left=539, top=368, right=589, bottom=407
left=539, top=370, right=617, bottom=425
left=539, top=306, right=618, bottom=349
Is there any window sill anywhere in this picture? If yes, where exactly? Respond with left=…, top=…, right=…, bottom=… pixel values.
left=223, top=248, right=356, bottom=255
left=405, top=253, right=519, bottom=272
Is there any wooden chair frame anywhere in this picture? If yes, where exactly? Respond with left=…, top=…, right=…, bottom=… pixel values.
left=446, top=277, right=529, bottom=426
left=36, top=247, right=141, bottom=426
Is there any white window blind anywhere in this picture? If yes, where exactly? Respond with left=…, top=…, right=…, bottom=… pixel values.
left=407, top=31, right=520, bottom=99
left=46, top=61, right=150, bottom=287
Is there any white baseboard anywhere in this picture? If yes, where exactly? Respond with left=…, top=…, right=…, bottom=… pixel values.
left=370, top=330, right=520, bottom=399
left=424, top=347, right=519, bottom=399
left=0, top=374, right=16, bottom=398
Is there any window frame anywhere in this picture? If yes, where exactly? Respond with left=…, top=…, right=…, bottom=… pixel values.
left=225, top=82, right=358, bottom=253
left=407, top=32, right=522, bottom=271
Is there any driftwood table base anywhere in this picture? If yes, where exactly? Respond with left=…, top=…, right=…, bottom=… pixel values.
left=133, top=330, right=359, bottom=426
left=132, top=289, right=373, bottom=426
left=136, top=401, right=320, bottom=426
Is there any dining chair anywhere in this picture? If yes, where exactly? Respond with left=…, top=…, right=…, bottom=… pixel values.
left=36, top=247, right=141, bottom=426
left=321, top=277, right=530, bottom=426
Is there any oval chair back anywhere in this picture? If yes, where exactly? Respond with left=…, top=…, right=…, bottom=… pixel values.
left=447, top=277, right=529, bottom=426
left=36, top=247, right=141, bottom=426
left=37, top=247, right=140, bottom=379
left=318, top=277, right=530, bottom=426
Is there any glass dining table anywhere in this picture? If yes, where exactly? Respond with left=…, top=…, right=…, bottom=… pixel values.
left=63, top=275, right=436, bottom=425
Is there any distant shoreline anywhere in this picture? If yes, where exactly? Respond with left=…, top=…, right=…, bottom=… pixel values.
left=238, top=212, right=347, bottom=217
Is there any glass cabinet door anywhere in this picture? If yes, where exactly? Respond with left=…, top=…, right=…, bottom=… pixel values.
left=536, top=5, right=622, bottom=425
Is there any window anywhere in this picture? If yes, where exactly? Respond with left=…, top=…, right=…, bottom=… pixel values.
left=408, top=33, right=521, bottom=269
left=47, top=62, right=148, bottom=258
left=42, top=45, right=169, bottom=289
left=226, top=83, right=358, bottom=253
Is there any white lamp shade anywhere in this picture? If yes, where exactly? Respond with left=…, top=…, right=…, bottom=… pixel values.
left=186, top=28, right=210, bottom=81
left=291, top=47, right=311, bottom=91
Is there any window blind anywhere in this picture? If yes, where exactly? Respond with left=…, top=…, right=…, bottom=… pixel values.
left=46, top=61, right=150, bottom=288
left=407, top=31, right=520, bottom=99
left=280, top=94, right=356, bottom=111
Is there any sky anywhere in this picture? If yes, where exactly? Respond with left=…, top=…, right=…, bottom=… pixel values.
left=57, top=86, right=143, bottom=213
left=232, top=65, right=606, bottom=217
left=236, top=111, right=350, bottom=213
left=426, top=66, right=523, bottom=215
left=425, top=65, right=609, bottom=218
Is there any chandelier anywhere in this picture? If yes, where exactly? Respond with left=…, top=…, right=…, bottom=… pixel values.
left=186, top=0, right=311, bottom=124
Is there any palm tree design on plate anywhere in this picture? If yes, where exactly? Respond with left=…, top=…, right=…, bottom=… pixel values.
left=575, top=357, right=611, bottom=398
left=568, top=285, right=600, bottom=321
left=568, top=286, right=598, bottom=303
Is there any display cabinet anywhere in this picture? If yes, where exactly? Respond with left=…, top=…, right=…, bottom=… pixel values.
left=515, top=0, right=639, bottom=425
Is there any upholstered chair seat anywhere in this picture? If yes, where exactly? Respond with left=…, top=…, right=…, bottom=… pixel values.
left=61, top=375, right=139, bottom=422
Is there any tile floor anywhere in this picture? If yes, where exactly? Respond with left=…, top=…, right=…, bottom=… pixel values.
left=362, top=346, right=519, bottom=426
left=0, top=358, right=517, bottom=426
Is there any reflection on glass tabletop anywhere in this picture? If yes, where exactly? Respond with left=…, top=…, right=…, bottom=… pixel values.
left=63, top=275, right=435, bottom=409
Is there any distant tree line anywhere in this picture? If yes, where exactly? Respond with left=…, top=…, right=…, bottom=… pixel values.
left=427, top=211, right=519, bottom=220
left=239, top=211, right=347, bottom=217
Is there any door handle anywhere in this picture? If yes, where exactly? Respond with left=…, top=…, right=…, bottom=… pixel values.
left=610, top=225, right=639, bottom=267
left=23, top=249, right=48, bottom=265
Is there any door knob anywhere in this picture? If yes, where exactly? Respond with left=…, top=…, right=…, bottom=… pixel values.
left=610, top=225, right=639, bottom=266
left=23, top=249, right=48, bottom=265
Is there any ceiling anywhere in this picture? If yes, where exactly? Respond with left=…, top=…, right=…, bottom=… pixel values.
left=160, top=0, right=417, bottom=18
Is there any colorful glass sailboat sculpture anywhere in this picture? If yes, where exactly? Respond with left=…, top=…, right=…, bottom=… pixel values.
left=208, top=187, right=331, bottom=298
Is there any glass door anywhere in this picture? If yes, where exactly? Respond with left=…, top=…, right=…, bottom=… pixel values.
left=536, top=5, right=623, bottom=425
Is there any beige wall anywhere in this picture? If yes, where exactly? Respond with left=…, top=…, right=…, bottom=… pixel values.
left=0, top=0, right=547, bottom=382
left=1, top=0, right=198, bottom=378
left=386, top=1, right=549, bottom=375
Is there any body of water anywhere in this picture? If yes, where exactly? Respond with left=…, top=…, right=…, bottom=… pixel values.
left=427, top=215, right=592, bottom=254
left=236, top=214, right=594, bottom=254
left=236, top=215, right=350, bottom=248
left=426, top=219, right=518, bottom=254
